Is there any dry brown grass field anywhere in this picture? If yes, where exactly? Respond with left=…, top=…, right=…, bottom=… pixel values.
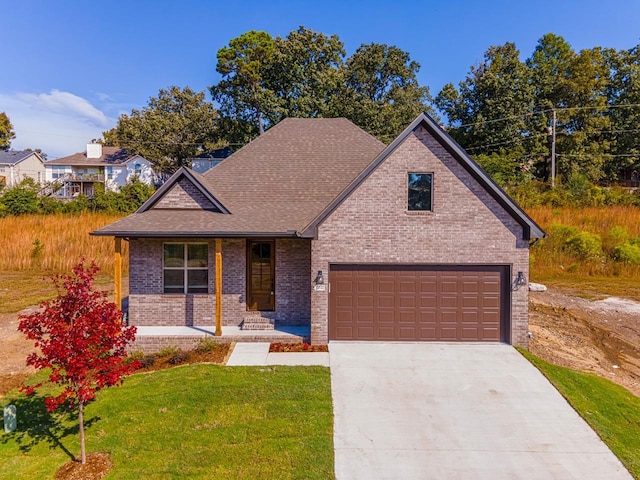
left=528, top=206, right=640, bottom=299
left=0, top=213, right=126, bottom=312
left=1, top=208, right=639, bottom=312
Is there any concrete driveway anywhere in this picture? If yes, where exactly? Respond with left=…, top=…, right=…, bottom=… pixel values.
left=330, top=343, right=632, bottom=480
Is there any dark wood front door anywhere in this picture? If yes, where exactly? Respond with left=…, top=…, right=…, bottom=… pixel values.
left=247, top=241, right=275, bottom=311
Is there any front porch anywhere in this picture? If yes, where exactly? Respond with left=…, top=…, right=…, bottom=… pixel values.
left=132, top=325, right=310, bottom=354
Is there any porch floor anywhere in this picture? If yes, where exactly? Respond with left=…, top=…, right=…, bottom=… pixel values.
left=135, top=325, right=310, bottom=343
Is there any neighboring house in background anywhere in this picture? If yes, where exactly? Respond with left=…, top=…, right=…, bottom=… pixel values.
left=45, top=144, right=154, bottom=198
left=0, top=150, right=45, bottom=188
left=94, top=114, right=545, bottom=353
left=188, top=147, right=232, bottom=174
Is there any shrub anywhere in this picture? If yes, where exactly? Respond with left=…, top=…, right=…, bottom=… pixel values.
left=138, top=354, right=156, bottom=368
left=30, top=239, right=44, bottom=268
left=613, top=242, right=640, bottom=264
left=0, top=178, right=40, bottom=215
left=194, top=336, right=220, bottom=354
left=565, top=231, right=603, bottom=260
left=604, top=226, right=630, bottom=254
left=157, top=346, right=179, bottom=358
left=168, top=350, right=189, bottom=365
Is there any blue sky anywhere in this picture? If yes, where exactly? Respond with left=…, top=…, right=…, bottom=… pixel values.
left=2, top=0, right=639, bottom=158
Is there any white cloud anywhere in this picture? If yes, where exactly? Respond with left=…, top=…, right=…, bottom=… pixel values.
left=17, top=90, right=111, bottom=128
left=0, top=90, right=117, bottom=159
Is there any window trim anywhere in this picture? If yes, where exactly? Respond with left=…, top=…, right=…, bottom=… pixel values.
left=407, top=172, right=434, bottom=212
left=163, top=242, right=209, bottom=295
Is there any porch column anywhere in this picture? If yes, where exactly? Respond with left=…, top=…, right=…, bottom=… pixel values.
left=215, top=238, right=222, bottom=336
left=114, top=237, right=122, bottom=311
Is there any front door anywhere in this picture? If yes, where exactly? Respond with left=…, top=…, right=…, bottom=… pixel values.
left=247, top=241, right=275, bottom=311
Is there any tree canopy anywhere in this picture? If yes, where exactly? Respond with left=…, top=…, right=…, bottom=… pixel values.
left=436, top=34, right=640, bottom=186
left=0, top=112, right=15, bottom=151
left=210, top=26, right=436, bottom=144
left=103, top=86, right=219, bottom=175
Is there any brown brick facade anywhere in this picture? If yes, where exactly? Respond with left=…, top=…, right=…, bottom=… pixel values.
left=154, top=177, right=218, bottom=210
left=310, top=126, right=530, bottom=346
left=128, top=237, right=310, bottom=327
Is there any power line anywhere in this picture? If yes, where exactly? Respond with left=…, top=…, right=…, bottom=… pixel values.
left=452, top=102, right=640, bottom=130
left=466, top=132, right=549, bottom=152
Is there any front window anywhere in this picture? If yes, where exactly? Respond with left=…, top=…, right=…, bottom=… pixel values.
left=163, top=243, right=209, bottom=294
left=134, top=163, right=142, bottom=176
left=408, top=173, right=433, bottom=211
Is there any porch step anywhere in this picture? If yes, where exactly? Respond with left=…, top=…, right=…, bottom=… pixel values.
left=241, top=316, right=275, bottom=331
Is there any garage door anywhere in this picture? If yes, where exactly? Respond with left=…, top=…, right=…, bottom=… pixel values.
left=329, top=264, right=509, bottom=342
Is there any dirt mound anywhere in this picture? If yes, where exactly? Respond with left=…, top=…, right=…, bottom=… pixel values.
left=529, top=289, right=640, bottom=396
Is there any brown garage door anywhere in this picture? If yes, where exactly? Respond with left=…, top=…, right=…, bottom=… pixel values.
left=329, top=264, right=509, bottom=342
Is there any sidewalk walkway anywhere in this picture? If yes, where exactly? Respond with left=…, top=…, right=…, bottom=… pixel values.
left=226, top=342, right=329, bottom=367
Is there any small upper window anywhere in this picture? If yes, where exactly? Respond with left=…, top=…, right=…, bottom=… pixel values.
left=408, top=173, right=433, bottom=211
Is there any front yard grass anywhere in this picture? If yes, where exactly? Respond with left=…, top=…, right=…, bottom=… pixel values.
left=0, top=365, right=334, bottom=479
left=520, top=349, right=640, bottom=479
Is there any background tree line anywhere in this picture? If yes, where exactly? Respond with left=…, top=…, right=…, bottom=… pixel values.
left=6, top=27, right=640, bottom=203
left=436, top=33, right=640, bottom=189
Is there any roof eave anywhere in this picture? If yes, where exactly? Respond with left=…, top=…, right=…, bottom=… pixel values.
left=90, top=230, right=301, bottom=238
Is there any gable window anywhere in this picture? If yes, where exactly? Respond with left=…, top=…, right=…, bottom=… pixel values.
left=134, top=163, right=142, bottom=176
left=163, top=243, right=209, bottom=294
left=408, top=173, right=433, bottom=211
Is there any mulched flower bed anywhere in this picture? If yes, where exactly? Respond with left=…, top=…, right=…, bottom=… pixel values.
left=269, top=342, right=329, bottom=353
left=131, top=342, right=230, bottom=373
left=55, top=452, right=112, bottom=480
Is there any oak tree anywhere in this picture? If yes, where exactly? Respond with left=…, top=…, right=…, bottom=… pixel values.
left=103, top=86, right=219, bottom=175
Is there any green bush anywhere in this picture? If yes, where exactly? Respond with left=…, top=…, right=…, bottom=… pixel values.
left=605, top=226, right=630, bottom=254
left=565, top=231, right=603, bottom=260
left=195, top=337, right=220, bottom=354
left=157, top=346, right=179, bottom=358
left=613, top=242, right=640, bottom=264
left=0, top=178, right=40, bottom=215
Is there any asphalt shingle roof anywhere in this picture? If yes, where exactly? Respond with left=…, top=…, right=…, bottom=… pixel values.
left=46, top=147, right=138, bottom=166
left=0, top=150, right=41, bottom=165
left=94, top=118, right=386, bottom=237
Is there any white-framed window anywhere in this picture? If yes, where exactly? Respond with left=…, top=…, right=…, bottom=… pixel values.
left=51, top=166, right=66, bottom=179
left=163, top=243, right=209, bottom=294
left=106, top=166, right=113, bottom=180
left=408, top=173, right=433, bottom=211
left=134, top=163, right=142, bottom=176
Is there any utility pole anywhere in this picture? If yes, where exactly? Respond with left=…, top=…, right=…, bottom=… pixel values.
left=551, top=109, right=557, bottom=188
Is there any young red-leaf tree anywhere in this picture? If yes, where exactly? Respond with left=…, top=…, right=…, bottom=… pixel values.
left=18, top=259, right=137, bottom=464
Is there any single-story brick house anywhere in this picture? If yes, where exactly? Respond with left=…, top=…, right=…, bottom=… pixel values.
left=93, top=113, right=544, bottom=350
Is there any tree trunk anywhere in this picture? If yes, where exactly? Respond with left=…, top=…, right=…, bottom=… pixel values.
left=79, top=401, right=86, bottom=464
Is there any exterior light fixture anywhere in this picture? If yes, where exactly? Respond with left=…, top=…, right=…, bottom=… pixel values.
left=513, top=271, right=527, bottom=290
left=314, top=270, right=324, bottom=285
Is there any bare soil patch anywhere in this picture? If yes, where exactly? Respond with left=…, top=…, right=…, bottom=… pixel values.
left=529, top=288, right=640, bottom=396
left=0, top=310, right=36, bottom=398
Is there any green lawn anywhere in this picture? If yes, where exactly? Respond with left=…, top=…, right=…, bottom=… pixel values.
left=520, top=349, right=640, bottom=479
left=0, top=365, right=334, bottom=479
